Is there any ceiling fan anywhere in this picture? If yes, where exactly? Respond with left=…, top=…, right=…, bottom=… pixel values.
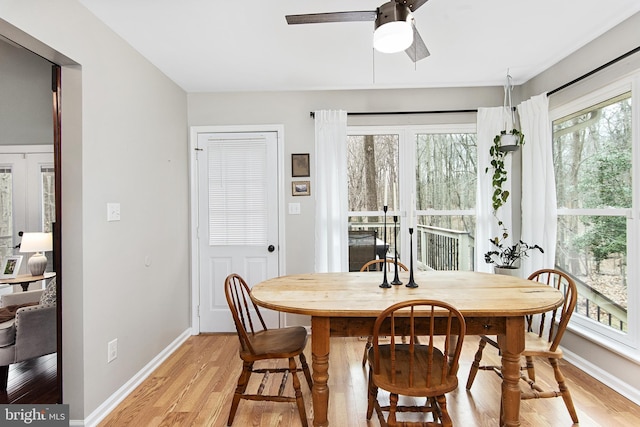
left=285, top=0, right=431, bottom=63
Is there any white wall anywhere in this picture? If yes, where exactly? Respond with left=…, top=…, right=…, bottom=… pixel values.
left=0, top=0, right=189, bottom=421
left=521, top=11, right=640, bottom=404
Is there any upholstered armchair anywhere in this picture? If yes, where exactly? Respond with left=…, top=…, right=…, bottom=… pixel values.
left=0, top=279, right=56, bottom=390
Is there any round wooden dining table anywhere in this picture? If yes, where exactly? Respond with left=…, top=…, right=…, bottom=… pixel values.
left=251, top=270, right=564, bottom=427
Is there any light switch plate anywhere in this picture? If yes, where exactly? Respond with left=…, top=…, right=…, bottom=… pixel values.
left=107, top=203, right=121, bottom=221
left=288, top=202, right=301, bottom=215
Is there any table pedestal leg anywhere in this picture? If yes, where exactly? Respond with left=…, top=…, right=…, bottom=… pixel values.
left=498, top=316, right=525, bottom=427
left=311, top=316, right=330, bottom=427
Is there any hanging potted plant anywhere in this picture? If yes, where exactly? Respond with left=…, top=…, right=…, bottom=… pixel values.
left=484, top=71, right=540, bottom=275
left=495, top=72, right=525, bottom=152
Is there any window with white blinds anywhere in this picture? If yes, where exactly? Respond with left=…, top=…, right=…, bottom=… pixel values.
left=207, top=138, right=268, bottom=246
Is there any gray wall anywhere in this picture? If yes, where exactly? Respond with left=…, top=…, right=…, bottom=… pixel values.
left=188, top=87, right=503, bottom=277
left=0, top=0, right=189, bottom=421
left=0, top=37, right=52, bottom=145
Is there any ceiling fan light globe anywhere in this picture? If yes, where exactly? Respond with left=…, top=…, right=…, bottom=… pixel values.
left=373, top=20, right=413, bottom=53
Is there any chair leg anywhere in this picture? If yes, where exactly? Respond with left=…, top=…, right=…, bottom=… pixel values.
left=290, top=357, right=309, bottom=427
left=526, top=355, right=536, bottom=382
left=362, top=336, right=373, bottom=366
left=388, top=393, right=399, bottom=426
left=366, top=368, right=375, bottom=419
left=298, top=352, right=313, bottom=390
left=227, top=361, right=252, bottom=426
left=466, top=337, right=488, bottom=389
left=550, top=358, right=579, bottom=423
left=0, top=365, right=8, bottom=390
left=437, top=395, right=452, bottom=427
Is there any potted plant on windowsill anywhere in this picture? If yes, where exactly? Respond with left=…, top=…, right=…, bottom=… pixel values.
left=484, top=231, right=543, bottom=276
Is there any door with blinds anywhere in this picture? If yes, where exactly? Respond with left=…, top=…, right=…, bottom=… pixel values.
left=196, top=131, right=279, bottom=332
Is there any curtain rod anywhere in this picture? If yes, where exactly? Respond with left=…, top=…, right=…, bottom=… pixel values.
left=547, top=45, right=640, bottom=96
left=309, top=109, right=478, bottom=118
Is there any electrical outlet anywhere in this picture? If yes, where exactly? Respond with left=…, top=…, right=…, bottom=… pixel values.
left=107, top=338, right=118, bottom=363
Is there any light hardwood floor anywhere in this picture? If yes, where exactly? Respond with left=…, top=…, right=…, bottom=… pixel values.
left=99, top=334, right=640, bottom=427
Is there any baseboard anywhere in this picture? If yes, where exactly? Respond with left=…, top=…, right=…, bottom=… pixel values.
left=76, top=328, right=192, bottom=427
left=562, top=346, right=640, bottom=406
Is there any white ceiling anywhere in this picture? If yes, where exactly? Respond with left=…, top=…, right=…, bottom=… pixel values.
left=79, top=0, right=640, bottom=93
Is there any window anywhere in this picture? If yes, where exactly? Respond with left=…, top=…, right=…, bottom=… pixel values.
left=415, top=131, right=477, bottom=271
left=347, top=125, right=477, bottom=271
left=41, top=166, right=55, bottom=233
left=552, top=82, right=637, bottom=347
left=0, top=167, right=13, bottom=260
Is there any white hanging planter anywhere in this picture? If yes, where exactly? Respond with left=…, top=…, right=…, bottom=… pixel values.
left=496, top=72, right=524, bottom=153
left=498, top=130, right=524, bottom=152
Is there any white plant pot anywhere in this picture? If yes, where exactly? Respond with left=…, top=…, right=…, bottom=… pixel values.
left=498, top=133, right=520, bottom=152
left=494, top=266, right=521, bottom=277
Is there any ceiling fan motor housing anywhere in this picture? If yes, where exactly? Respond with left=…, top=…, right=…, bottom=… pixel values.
left=374, top=2, right=414, bottom=53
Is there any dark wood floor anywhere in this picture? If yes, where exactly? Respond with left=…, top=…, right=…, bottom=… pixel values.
left=0, top=353, right=59, bottom=404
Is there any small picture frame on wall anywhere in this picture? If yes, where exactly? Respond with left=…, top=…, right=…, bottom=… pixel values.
left=292, top=181, right=311, bottom=196
left=0, top=255, right=23, bottom=279
left=291, top=153, right=310, bottom=177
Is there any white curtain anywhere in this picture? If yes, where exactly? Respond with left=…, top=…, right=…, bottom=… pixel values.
left=519, top=93, right=557, bottom=275
left=476, top=107, right=514, bottom=273
left=314, top=110, right=348, bottom=272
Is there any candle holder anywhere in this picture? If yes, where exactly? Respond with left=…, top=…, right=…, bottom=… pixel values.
left=379, top=205, right=390, bottom=288
left=406, top=227, right=418, bottom=288
left=391, top=215, right=402, bottom=285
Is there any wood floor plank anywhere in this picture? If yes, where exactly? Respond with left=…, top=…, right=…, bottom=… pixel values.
left=99, top=334, right=640, bottom=427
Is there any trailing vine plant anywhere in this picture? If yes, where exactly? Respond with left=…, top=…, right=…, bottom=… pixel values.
left=486, top=128, right=525, bottom=212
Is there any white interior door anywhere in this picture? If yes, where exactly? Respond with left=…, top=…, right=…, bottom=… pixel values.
left=195, top=131, right=280, bottom=332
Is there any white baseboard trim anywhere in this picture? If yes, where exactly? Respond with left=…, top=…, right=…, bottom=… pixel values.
left=76, top=328, right=192, bottom=427
left=562, top=346, right=640, bottom=406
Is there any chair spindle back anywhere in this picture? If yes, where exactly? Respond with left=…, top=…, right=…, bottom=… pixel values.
left=224, top=273, right=268, bottom=355
left=372, top=300, right=466, bottom=388
left=526, top=269, right=578, bottom=352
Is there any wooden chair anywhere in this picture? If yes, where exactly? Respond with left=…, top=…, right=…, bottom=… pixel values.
left=224, top=273, right=313, bottom=426
left=361, top=258, right=408, bottom=272
left=360, top=259, right=409, bottom=365
left=367, top=300, right=466, bottom=426
left=465, top=268, right=579, bottom=423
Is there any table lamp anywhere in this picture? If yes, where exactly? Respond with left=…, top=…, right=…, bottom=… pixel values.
left=19, top=232, right=53, bottom=276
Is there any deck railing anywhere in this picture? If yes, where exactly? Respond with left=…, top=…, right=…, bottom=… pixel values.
left=416, top=225, right=474, bottom=271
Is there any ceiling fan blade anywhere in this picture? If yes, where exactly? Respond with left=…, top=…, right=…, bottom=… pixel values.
left=286, top=11, right=377, bottom=25
left=405, top=25, right=430, bottom=62
left=400, top=0, right=431, bottom=12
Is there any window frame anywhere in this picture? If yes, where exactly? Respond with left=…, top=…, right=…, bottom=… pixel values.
left=550, top=74, right=639, bottom=354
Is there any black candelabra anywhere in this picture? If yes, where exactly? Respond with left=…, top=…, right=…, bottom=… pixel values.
left=379, top=205, right=390, bottom=288
left=391, top=215, right=402, bottom=285
left=406, top=226, right=418, bottom=288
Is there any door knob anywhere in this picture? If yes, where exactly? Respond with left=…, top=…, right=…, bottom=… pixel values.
left=268, top=245, right=275, bottom=252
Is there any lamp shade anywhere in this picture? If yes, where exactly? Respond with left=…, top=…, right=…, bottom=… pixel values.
left=373, top=2, right=414, bottom=54
left=20, top=232, right=53, bottom=253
